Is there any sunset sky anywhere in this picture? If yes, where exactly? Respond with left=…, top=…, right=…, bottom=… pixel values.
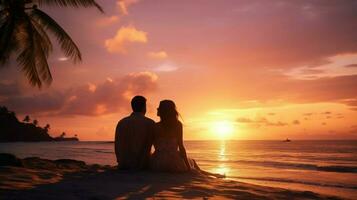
left=1, top=0, right=357, bottom=140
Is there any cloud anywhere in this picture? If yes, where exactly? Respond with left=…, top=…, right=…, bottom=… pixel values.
left=0, top=82, right=21, bottom=97
left=2, top=92, right=66, bottom=114
left=236, top=117, right=254, bottom=123
left=236, top=117, right=288, bottom=127
left=153, top=63, right=178, bottom=72
left=1, top=72, right=158, bottom=116
left=345, top=64, right=357, bottom=68
left=95, top=15, right=119, bottom=27
left=266, top=121, right=288, bottom=127
left=300, top=69, right=325, bottom=75
left=117, top=0, right=139, bottom=15
left=290, top=75, right=357, bottom=104
left=241, top=74, right=357, bottom=109
left=292, top=120, right=300, bottom=125
left=341, top=99, right=357, bottom=110
left=105, top=26, right=147, bottom=54
left=335, top=113, right=344, bottom=119
left=147, top=51, right=168, bottom=59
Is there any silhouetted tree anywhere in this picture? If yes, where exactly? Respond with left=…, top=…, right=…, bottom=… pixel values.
left=0, top=0, right=103, bottom=88
left=60, top=132, right=66, bottom=138
left=23, top=115, right=30, bottom=123
left=32, top=119, right=38, bottom=126
left=44, top=123, right=50, bottom=132
left=0, top=107, right=78, bottom=142
left=0, top=106, right=9, bottom=114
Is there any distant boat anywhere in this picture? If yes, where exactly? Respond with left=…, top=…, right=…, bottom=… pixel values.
left=284, top=138, right=291, bottom=142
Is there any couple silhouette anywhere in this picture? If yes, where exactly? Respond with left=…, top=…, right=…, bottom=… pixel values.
left=115, top=96, right=199, bottom=173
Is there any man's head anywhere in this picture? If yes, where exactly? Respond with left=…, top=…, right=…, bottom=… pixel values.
left=131, top=96, right=147, bottom=114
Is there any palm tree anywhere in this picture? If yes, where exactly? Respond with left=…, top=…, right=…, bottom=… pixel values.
left=33, top=119, right=38, bottom=126
left=0, top=106, right=9, bottom=114
left=60, top=132, right=66, bottom=138
left=44, top=123, right=50, bottom=132
left=0, top=0, right=103, bottom=88
left=23, top=115, right=30, bottom=123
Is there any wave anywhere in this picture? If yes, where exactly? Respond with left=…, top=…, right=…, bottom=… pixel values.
left=230, top=176, right=357, bottom=190
left=198, top=159, right=357, bottom=173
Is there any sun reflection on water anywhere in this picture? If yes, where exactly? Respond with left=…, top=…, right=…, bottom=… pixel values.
left=214, top=140, right=231, bottom=176
left=219, top=141, right=227, bottom=161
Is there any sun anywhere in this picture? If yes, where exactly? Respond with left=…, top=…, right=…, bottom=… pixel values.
left=211, top=121, right=234, bottom=140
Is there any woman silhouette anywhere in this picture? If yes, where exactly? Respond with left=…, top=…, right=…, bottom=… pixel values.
left=150, top=100, right=223, bottom=178
left=150, top=100, right=195, bottom=172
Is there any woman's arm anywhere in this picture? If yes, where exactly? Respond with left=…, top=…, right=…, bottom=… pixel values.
left=177, top=123, right=191, bottom=170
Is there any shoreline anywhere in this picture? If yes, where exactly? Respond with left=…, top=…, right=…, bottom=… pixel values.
left=0, top=154, right=344, bottom=200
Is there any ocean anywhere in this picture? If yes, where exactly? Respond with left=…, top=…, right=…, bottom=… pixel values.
left=0, top=140, right=356, bottom=199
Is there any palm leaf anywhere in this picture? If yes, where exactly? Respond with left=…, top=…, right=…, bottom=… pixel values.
left=0, top=13, right=16, bottom=66
left=32, top=29, right=53, bottom=85
left=37, top=0, right=104, bottom=13
left=30, top=17, right=53, bottom=57
left=30, top=19, right=53, bottom=85
left=18, top=14, right=53, bottom=87
left=31, top=8, right=82, bottom=63
left=15, top=18, right=42, bottom=87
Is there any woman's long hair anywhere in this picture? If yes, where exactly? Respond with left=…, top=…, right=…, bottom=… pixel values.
left=157, top=100, right=180, bottom=131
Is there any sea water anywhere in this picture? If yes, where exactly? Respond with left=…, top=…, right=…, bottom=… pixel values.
left=0, top=140, right=356, bottom=199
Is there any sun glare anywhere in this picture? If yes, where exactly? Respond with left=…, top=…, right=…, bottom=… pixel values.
left=212, top=121, right=234, bottom=140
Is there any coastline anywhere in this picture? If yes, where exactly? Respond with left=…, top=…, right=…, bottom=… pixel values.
left=0, top=154, right=343, bottom=200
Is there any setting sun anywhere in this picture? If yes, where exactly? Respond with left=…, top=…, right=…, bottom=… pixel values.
left=212, top=121, right=235, bottom=140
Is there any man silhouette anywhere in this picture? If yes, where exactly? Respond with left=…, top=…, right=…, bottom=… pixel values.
left=115, top=96, right=155, bottom=170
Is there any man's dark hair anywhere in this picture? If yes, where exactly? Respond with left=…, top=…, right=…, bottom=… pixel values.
left=131, top=96, right=146, bottom=112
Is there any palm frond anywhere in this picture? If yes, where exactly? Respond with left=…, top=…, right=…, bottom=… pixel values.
left=31, top=8, right=82, bottom=63
left=30, top=18, right=53, bottom=85
left=0, top=13, right=16, bottom=66
left=15, top=18, right=42, bottom=87
left=30, top=17, right=53, bottom=57
left=32, top=28, right=53, bottom=85
left=37, top=0, right=104, bottom=13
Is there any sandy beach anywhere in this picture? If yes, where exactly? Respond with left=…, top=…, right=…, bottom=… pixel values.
left=0, top=154, right=343, bottom=200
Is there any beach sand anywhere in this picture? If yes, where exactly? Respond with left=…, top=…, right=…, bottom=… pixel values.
left=0, top=155, right=342, bottom=200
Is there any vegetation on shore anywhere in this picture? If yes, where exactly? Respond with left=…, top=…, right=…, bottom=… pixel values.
left=0, top=106, right=78, bottom=142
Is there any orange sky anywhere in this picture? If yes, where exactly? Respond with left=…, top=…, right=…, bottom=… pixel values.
left=1, top=0, right=357, bottom=140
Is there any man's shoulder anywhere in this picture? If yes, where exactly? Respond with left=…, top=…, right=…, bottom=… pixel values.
left=117, top=116, right=131, bottom=124
left=143, top=116, right=155, bottom=124
left=117, top=114, right=154, bottom=125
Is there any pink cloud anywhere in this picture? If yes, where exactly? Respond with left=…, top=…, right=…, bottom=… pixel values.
left=1, top=72, right=158, bottom=116
left=95, top=15, right=119, bottom=27
left=236, top=117, right=288, bottom=127
left=105, top=25, right=148, bottom=54
left=117, top=0, right=139, bottom=15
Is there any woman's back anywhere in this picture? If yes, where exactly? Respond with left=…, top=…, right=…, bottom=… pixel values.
left=150, top=122, right=189, bottom=172
left=153, top=122, right=180, bottom=152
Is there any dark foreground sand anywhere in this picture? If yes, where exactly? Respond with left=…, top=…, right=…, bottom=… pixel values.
left=0, top=154, right=343, bottom=200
